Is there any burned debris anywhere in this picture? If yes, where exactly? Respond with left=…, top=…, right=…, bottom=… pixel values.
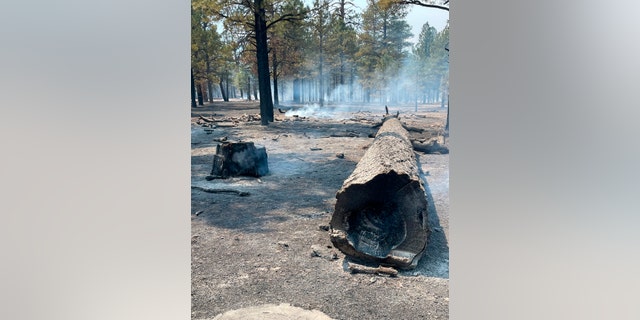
left=209, top=142, right=269, bottom=179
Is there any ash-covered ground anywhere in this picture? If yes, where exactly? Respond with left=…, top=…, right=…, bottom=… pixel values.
left=191, top=100, right=449, bottom=320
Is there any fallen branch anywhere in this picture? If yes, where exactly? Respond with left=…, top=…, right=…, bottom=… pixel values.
left=330, top=132, right=359, bottom=138
left=347, top=262, right=398, bottom=277
left=198, top=115, right=215, bottom=123
left=214, top=122, right=237, bottom=127
left=411, top=140, right=449, bottom=154
left=371, top=113, right=401, bottom=129
left=403, top=125, right=424, bottom=133
left=191, top=186, right=250, bottom=196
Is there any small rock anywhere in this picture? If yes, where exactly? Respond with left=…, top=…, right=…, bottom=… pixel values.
left=318, top=225, right=330, bottom=231
left=336, top=153, right=345, bottom=159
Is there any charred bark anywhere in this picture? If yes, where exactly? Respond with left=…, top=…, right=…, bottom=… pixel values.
left=191, top=69, right=197, bottom=108
left=197, top=83, right=204, bottom=106
left=210, top=142, right=269, bottom=178
left=445, top=94, right=450, bottom=132
left=219, top=79, right=228, bottom=102
left=254, top=0, right=274, bottom=125
left=330, top=117, right=429, bottom=269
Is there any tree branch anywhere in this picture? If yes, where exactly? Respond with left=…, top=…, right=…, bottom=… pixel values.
left=393, top=0, right=449, bottom=11
left=266, top=11, right=308, bottom=29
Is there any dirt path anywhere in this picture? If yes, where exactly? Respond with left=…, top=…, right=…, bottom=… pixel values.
left=191, top=100, right=449, bottom=320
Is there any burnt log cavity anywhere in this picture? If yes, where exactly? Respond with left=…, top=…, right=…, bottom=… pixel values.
left=330, top=117, right=429, bottom=269
left=210, top=142, right=269, bottom=178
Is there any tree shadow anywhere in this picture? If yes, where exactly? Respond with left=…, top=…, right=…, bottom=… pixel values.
left=191, top=147, right=358, bottom=233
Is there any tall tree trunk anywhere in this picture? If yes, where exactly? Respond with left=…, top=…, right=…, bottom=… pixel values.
left=273, top=76, right=279, bottom=107
left=204, top=57, right=213, bottom=103
left=254, top=0, right=274, bottom=125
left=191, top=69, right=197, bottom=108
left=293, top=79, right=300, bottom=103
left=253, top=79, right=259, bottom=101
left=207, top=80, right=214, bottom=102
left=197, top=83, right=204, bottom=106
left=280, top=80, right=284, bottom=103
left=319, top=37, right=324, bottom=106
left=349, top=67, right=354, bottom=102
left=219, top=79, right=228, bottom=102
left=300, top=78, right=304, bottom=102
left=247, top=76, right=251, bottom=100
left=225, top=72, right=230, bottom=102
left=272, top=49, right=279, bottom=107
left=445, top=94, right=449, bottom=131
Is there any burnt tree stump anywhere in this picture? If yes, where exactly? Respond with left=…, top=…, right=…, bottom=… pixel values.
left=210, top=142, right=269, bottom=178
left=330, top=117, right=429, bottom=269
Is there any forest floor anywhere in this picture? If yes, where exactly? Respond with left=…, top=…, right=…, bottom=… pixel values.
left=191, top=99, right=450, bottom=320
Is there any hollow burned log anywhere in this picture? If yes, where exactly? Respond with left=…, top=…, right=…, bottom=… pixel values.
left=330, top=117, right=429, bottom=269
left=210, top=142, right=269, bottom=178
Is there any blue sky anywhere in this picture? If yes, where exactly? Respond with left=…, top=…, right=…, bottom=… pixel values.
left=405, top=4, right=449, bottom=44
left=348, top=0, right=449, bottom=45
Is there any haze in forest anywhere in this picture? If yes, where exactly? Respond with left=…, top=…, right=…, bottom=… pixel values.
left=191, top=0, right=449, bottom=123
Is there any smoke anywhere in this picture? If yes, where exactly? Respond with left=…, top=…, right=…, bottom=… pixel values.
left=280, top=57, right=443, bottom=110
left=284, top=103, right=354, bottom=120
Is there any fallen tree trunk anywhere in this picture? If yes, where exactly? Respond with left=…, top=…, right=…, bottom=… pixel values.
left=330, top=117, right=429, bottom=270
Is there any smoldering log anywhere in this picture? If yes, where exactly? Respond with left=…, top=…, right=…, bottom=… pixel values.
left=210, top=142, right=269, bottom=178
left=330, top=117, right=429, bottom=270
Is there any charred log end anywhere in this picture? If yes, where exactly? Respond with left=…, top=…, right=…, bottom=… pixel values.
left=330, top=171, right=429, bottom=270
left=210, top=142, right=269, bottom=178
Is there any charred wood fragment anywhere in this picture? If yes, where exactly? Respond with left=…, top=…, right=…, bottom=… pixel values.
left=210, top=142, right=269, bottom=178
left=412, top=140, right=449, bottom=154
left=347, top=262, right=398, bottom=277
left=191, top=186, right=250, bottom=197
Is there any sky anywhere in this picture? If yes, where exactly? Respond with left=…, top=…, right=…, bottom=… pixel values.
left=349, top=0, right=450, bottom=45
left=405, top=5, right=449, bottom=44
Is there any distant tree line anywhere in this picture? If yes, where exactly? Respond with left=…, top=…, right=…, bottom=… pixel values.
left=191, top=0, right=449, bottom=124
